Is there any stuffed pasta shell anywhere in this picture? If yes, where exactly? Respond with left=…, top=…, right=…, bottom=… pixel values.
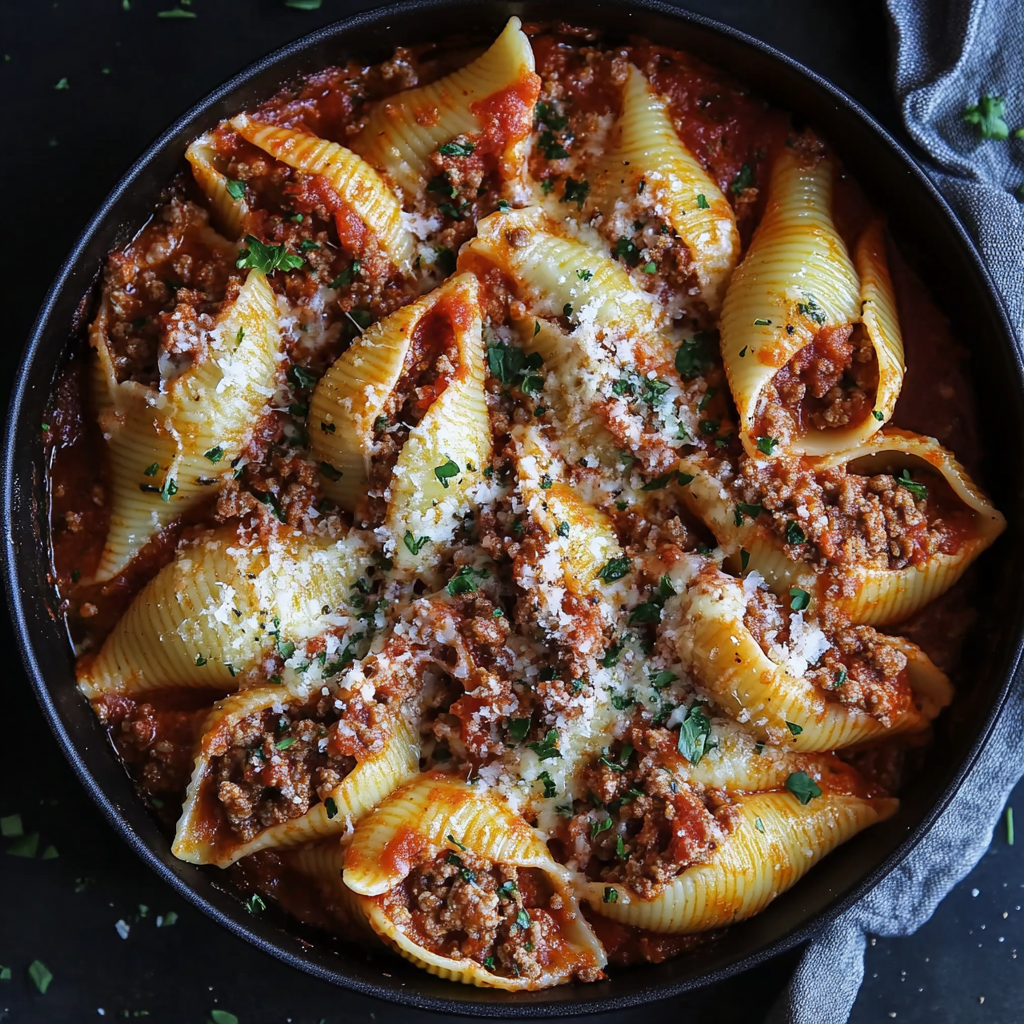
left=675, top=566, right=952, bottom=749
left=343, top=773, right=606, bottom=988
left=173, top=686, right=419, bottom=867
left=720, top=149, right=904, bottom=457
left=78, top=525, right=370, bottom=698
left=675, top=430, right=1004, bottom=624
left=349, top=18, right=540, bottom=201
left=229, top=115, right=416, bottom=275
left=90, top=268, right=281, bottom=581
left=589, top=64, right=740, bottom=314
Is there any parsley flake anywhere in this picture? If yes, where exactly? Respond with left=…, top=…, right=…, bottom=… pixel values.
left=785, top=770, right=822, bottom=805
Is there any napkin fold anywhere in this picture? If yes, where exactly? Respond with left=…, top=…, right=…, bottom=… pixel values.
left=769, top=1, right=1024, bottom=1021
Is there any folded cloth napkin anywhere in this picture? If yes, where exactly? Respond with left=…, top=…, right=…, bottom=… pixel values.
left=768, top=2, right=1024, bottom=1022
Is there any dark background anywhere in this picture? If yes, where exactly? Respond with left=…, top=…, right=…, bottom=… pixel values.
left=1, top=1, right=1021, bottom=1021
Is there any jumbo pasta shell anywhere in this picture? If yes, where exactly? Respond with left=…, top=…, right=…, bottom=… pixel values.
left=591, top=64, right=740, bottom=313
left=345, top=773, right=606, bottom=989
left=719, top=150, right=863, bottom=457
left=230, top=115, right=416, bottom=273
left=676, top=430, right=1005, bottom=624
left=676, top=568, right=951, bottom=750
left=92, top=269, right=281, bottom=581
left=349, top=17, right=539, bottom=200
left=173, top=696, right=419, bottom=868
left=580, top=789, right=896, bottom=933
left=78, top=526, right=371, bottom=698
left=309, top=273, right=484, bottom=513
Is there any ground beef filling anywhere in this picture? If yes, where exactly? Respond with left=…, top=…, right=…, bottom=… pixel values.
left=741, top=458, right=970, bottom=571
left=566, top=754, right=724, bottom=899
left=743, top=588, right=913, bottom=725
left=806, top=627, right=912, bottom=724
left=759, top=324, right=878, bottom=440
left=99, top=197, right=240, bottom=386
left=379, top=850, right=584, bottom=981
left=362, top=299, right=464, bottom=516
left=213, top=702, right=358, bottom=842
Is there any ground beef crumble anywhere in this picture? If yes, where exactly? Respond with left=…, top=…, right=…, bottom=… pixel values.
left=563, top=746, right=726, bottom=898
left=758, top=323, right=878, bottom=441
left=379, top=848, right=601, bottom=981
left=212, top=700, right=360, bottom=842
left=739, top=457, right=971, bottom=571
left=743, top=586, right=913, bottom=724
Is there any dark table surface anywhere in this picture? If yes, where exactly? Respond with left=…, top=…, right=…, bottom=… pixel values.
left=1, top=1, right=1022, bottom=1021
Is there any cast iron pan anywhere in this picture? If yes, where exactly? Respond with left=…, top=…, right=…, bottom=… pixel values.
left=4, top=0, right=1023, bottom=1014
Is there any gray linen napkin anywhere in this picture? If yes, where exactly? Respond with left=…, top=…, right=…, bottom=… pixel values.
left=768, top=1, right=1024, bottom=1021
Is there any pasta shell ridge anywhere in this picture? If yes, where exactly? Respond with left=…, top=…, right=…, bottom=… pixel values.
left=591, top=64, right=740, bottom=313
left=92, top=269, right=281, bottom=582
left=350, top=17, right=539, bottom=200
left=185, top=133, right=249, bottom=240
left=229, top=115, right=415, bottom=273
left=581, top=789, right=896, bottom=933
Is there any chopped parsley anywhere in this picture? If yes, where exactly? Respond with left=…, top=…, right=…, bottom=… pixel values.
left=600, top=640, right=624, bottom=668
left=28, top=960, right=52, bottom=994
left=833, top=668, right=848, bottom=687
left=225, top=179, right=245, bottom=200
left=236, top=234, right=303, bottom=274
left=873, top=409, right=884, bottom=421
left=896, top=469, right=928, bottom=501
left=287, top=363, right=319, bottom=389
left=329, top=260, right=361, bottom=290
left=537, top=770, right=557, bottom=798
left=677, top=704, right=714, bottom=765
left=535, top=99, right=567, bottom=130
left=245, top=893, right=266, bottom=914
left=785, top=770, right=822, bottom=805
left=324, top=797, right=338, bottom=819
left=785, top=521, right=806, bottom=545
left=730, top=162, right=754, bottom=193
left=403, top=531, right=428, bottom=555
left=603, top=886, right=618, bottom=904
left=497, top=199, right=511, bottom=213
left=754, top=816, right=765, bottom=834
left=613, top=236, right=641, bottom=267
left=204, top=446, right=225, bottom=463
left=753, top=317, right=772, bottom=326
left=696, top=193, right=710, bottom=209
left=786, top=721, right=804, bottom=736
left=438, top=140, right=475, bottom=157
left=797, top=298, right=826, bottom=325
left=789, top=587, right=811, bottom=611
left=597, top=557, right=632, bottom=583
left=756, top=436, right=779, bottom=455
left=642, top=261, right=658, bottom=274
left=447, top=833, right=468, bottom=851
left=628, top=601, right=662, bottom=625
left=538, top=130, right=570, bottom=160
left=144, top=462, right=159, bottom=477
left=590, top=816, right=614, bottom=840
left=527, top=729, right=562, bottom=761
left=563, top=177, right=590, bottom=209
left=735, top=502, right=763, bottom=522
left=962, top=95, right=1009, bottom=140
left=507, top=720, right=532, bottom=745
left=446, top=564, right=488, bottom=596
left=675, top=332, right=715, bottom=379
left=433, top=456, right=460, bottom=488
